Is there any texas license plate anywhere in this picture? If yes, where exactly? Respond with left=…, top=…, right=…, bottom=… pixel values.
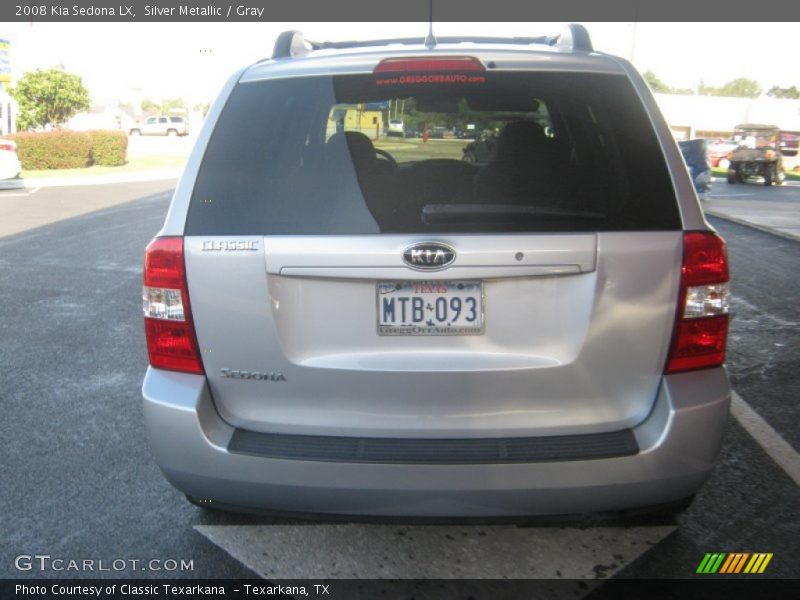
left=377, top=280, right=484, bottom=335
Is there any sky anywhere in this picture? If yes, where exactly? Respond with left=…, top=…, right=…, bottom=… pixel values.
left=1, top=21, right=799, bottom=105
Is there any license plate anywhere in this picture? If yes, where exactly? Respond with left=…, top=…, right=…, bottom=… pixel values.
left=377, top=280, right=484, bottom=335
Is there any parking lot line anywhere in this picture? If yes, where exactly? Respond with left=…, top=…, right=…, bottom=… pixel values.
left=731, top=391, right=800, bottom=487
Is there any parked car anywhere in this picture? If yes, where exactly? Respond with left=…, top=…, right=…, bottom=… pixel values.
left=0, top=138, right=21, bottom=180
left=130, top=115, right=189, bottom=137
left=457, top=127, right=479, bottom=140
left=727, top=124, right=785, bottom=186
left=387, top=119, right=404, bottom=137
left=142, top=25, right=730, bottom=520
left=678, top=138, right=712, bottom=193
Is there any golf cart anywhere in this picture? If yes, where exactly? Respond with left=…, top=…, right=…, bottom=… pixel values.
left=727, top=124, right=785, bottom=186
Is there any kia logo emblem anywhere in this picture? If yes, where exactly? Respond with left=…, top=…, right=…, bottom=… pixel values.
left=402, top=242, right=456, bottom=270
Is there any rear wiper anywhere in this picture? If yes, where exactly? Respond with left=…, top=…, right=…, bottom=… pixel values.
left=422, top=203, right=606, bottom=224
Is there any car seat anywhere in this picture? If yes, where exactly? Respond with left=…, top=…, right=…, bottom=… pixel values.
left=474, top=121, right=567, bottom=207
left=326, top=131, right=399, bottom=229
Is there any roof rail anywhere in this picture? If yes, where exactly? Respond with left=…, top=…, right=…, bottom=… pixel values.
left=314, top=35, right=553, bottom=50
left=551, top=24, right=593, bottom=53
left=272, top=30, right=319, bottom=59
left=271, top=24, right=593, bottom=60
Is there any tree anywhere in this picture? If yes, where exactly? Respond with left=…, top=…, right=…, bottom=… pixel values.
left=643, top=70, right=671, bottom=93
left=719, top=78, right=761, bottom=98
left=161, top=97, right=186, bottom=115
left=767, top=85, right=800, bottom=99
left=141, top=98, right=161, bottom=116
left=700, top=78, right=761, bottom=98
left=641, top=71, right=693, bottom=95
left=141, top=97, right=187, bottom=117
left=10, top=68, right=90, bottom=130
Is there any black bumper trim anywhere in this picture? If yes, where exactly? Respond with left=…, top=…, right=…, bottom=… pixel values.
left=227, top=428, right=639, bottom=464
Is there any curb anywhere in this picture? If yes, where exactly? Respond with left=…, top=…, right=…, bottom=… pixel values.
left=703, top=208, right=800, bottom=243
left=0, top=168, right=182, bottom=190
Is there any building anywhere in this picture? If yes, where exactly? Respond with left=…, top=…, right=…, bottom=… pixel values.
left=0, top=37, right=16, bottom=135
left=655, top=93, right=800, bottom=141
left=67, top=105, right=135, bottom=131
left=327, top=104, right=385, bottom=139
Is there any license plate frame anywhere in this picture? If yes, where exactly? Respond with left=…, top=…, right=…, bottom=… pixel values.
left=376, top=280, right=484, bottom=336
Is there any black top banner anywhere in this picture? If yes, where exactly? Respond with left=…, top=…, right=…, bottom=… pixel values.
left=3, top=0, right=800, bottom=22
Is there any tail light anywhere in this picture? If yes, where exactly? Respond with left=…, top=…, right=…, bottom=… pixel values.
left=143, top=237, right=204, bottom=374
left=0, top=139, right=16, bottom=152
left=665, top=232, right=730, bottom=374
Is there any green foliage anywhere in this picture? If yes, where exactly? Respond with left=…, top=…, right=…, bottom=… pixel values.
left=642, top=71, right=694, bottom=94
left=141, top=97, right=187, bottom=116
left=643, top=70, right=671, bottom=93
left=767, top=85, right=800, bottom=99
left=9, top=130, right=128, bottom=170
left=721, top=78, right=761, bottom=97
left=644, top=73, right=763, bottom=98
left=161, top=97, right=186, bottom=114
left=88, top=130, right=128, bottom=166
left=10, top=68, right=90, bottom=130
left=700, top=78, right=761, bottom=98
left=399, top=97, right=537, bottom=134
left=141, top=98, right=161, bottom=116
left=11, top=131, right=92, bottom=169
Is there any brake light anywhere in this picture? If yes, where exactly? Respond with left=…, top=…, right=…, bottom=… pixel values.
left=374, top=56, right=485, bottom=73
left=665, top=232, right=730, bottom=374
left=143, top=237, right=204, bottom=374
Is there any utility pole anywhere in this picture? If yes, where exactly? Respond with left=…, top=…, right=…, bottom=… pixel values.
left=629, top=22, right=638, bottom=64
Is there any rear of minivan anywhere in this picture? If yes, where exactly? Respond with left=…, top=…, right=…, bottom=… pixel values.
left=142, top=41, right=730, bottom=517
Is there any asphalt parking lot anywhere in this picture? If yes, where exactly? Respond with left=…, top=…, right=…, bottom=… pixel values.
left=1, top=180, right=798, bottom=589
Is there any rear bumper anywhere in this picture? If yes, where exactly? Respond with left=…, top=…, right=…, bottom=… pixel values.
left=142, top=367, right=730, bottom=517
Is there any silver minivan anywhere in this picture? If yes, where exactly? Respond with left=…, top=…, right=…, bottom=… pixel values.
left=142, top=26, right=731, bottom=518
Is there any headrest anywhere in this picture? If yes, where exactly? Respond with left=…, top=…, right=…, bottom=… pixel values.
left=327, top=131, right=376, bottom=163
left=495, top=121, right=548, bottom=161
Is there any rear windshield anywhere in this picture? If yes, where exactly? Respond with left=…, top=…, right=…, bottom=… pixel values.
left=186, top=71, right=680, bottom=235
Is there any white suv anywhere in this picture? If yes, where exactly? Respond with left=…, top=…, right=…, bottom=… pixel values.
left=142, top=25, right=731, bottom=519
left=130, top=115, right=188, bottom=137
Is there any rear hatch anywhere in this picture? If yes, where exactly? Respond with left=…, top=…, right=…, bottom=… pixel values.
left=182, top=65, right=684, bottom=438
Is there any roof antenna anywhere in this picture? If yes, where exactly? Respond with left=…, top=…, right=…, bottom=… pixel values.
left=424, top=0, right=437, bottom=49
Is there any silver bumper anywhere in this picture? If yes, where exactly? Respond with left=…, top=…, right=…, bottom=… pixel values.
left=142, top=367, right=730, bottom=517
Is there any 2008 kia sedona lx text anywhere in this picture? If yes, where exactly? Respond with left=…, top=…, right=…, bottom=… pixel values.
left=142, top=25, right=731, bottom=518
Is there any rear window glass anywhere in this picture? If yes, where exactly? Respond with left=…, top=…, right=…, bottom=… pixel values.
left=186, top=72, right=680, bottom=235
